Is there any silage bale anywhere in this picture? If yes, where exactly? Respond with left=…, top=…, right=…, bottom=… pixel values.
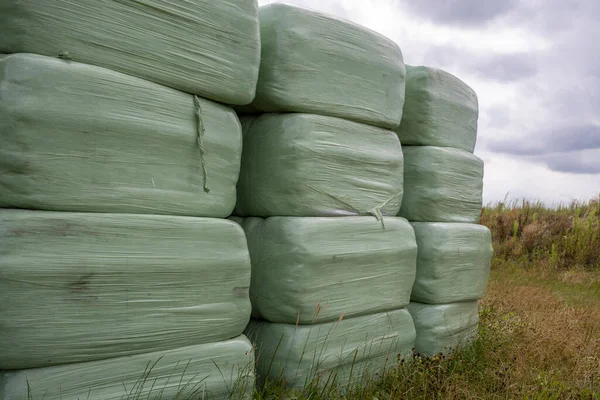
left=395, top=65, right=479, bottom=153
left=407, top=301, right=479, bottom=356
left=0, top=53, right=242, bottom=217
left=399, top=146, right=484, bottom=223
left=245, top=309, right=415, bottom=388
left=241, top=216, right=417, bottom=324
left=0, top=0, right=261, bottom=105
left=0, top=209, right=251, bottom=369
left=249, top=3, right=406, bottom=129
left=0, top=336, right=254, bottom=400
left=235, top=113, right=404, bottom=217
left=411, top=223, right=493, bottom=304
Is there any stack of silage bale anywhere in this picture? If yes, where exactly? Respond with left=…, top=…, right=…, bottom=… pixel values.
left=232, top=3, right=418, bottom=388
left=394, top=66, right=493, bottom=356
left=0, top=1, right=261, bottom=398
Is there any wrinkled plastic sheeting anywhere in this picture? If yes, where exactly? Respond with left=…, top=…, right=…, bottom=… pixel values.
left=0, top=336, right=255, bottom=400
left=395, top=66, right=478, bottom=153
left=0, top=54, right=242, bottom=217
left=229, top=216, right=264, bottom=236
left=408, top=301, right=479, bottom=356
left=245, top=310, right=415, bottom=388
left=235, top=114, right=404, bottom=217
left=0, top=0, right=260, bottom=105
left=250, top=3, right=406, bottom=129
left=411, top=223, right=493, bottom=304
left=0, top=210, right=251, bottom=369
left=239, top=216, right=417, bottom=324
left=399, top=146, right=483, bottom=223
left=228, top=215, right=246, bottom=226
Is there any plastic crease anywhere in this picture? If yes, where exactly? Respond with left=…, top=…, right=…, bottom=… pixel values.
left=194, top=95, right=210, bottom=193
left=57, top=51, right=73, bottom=61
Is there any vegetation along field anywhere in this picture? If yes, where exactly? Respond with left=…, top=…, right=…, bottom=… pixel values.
left=256, top=197, right=600, bottom=400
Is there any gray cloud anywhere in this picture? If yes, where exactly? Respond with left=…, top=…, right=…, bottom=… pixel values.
left=476, top=0, right=600, bottom=178
left=398, top=0, right=517, bottom=26
left=503, top=0, right=586, bottom=34
left=489, top=124, right=600, bottom=156
left=399, top=0, right=586, bottom=32
left=538, top=152, right=600, bottom=175
left=420, top=46, right=538, bottom=82
left=485, top=106, right=511, bottom=128
left=469, top=53, right=537, bottom=82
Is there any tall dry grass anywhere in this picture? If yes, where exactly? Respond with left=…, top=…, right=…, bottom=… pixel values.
left=481, top=196, right=600, bottom=270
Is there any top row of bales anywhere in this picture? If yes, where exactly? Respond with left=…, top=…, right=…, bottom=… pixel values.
left=1, top=1, right=480, bottom=223
left=1, top=0, right=476, bottom=138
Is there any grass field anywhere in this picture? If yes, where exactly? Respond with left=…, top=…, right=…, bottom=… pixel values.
left=257, top=198, right=600, bottom=399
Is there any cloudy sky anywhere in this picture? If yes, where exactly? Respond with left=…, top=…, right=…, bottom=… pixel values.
left=258, top=0, right=600, bottom=205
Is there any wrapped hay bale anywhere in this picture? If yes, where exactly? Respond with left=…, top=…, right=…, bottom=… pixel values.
left=235, top=114, right=404, bottom=217
left=0, top=210, right=251, bottom=369
left=399, top=146, right=483, bottom=223
left=408, top=301, right=479, bottom=356
left=242, top=216, right=417, bottom=324
left=0, top=54, right=242, bottom=217
left=0, top=336, right=254, bottom=400
left=245, top=309, right=415, bottom=388
left=0, top=0, right=261, bottom=104
left=411, top=223, right=493, bottom=304
left=250, top=3, right=406, bottom=129
left=395, top=66, right=478, bottom=153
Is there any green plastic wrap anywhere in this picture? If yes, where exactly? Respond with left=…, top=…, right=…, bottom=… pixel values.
left=408, top=302, right=479, bottom=356
left=235, top=114, right=404, bottom=217
left=228, top=216, right=246, bottom=226
left=245, top=310, right=415, bottom=388
left=240, top=216, right=417, bottom=324
left=399, top=146, right=484, bottom=223
left=0, top=54, right=242, bottom=217
left=0, top=210, right=251, bottom=369
left=0, top=0, right=260, bottom=105
left=229, top=216, right=264, bottom=235
left=0, top=336, right=254, bottom=400
left=411, top=223, right=493, bottom=304
left=250, top=3, right=406, bottom=129
left=395, top=66, right=479, bottom=153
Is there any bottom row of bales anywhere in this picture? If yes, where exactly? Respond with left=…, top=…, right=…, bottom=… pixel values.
left=233, top=216, right=492, bottom=388
left=247, top=310, right=415, bottom=388
left=0, top=210, right=491, bottom=397
left=234, top=216, right=418, bottom=388
left=0, top=210, right=255, bottom=399
left=1, top=338, right=254, bottom=399
left=246, top=301, right=480, bottom=389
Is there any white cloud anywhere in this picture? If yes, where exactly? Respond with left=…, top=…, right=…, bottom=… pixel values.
left=480, top=151, right=600, bottom=205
